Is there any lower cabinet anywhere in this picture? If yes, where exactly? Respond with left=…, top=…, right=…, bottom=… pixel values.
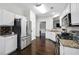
left=0, top=37, right=5, bottom=55
left=5, top=35, right=17, bottom=54
left=0, top=35, right=17, bottom=55
left=21, top=37, right=27, bottom=50
left=60, top=42, right=64, bottom=55
left=60, top=42, right=79, bottom=55
left=46, top=31, right=57, bottom=42
left=21, top=36, right=31, bottom=50
left=26, top=36, right=31, bottom=46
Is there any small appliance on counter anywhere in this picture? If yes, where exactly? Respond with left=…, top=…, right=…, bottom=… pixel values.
left=62, top=13, right=71, bottom=27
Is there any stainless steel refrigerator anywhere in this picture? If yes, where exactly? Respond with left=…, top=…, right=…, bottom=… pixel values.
left=13, top=18, right=21, bottom=50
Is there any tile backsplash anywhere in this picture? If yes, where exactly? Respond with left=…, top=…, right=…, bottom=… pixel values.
left=67, top=27, right=79, bottom=32
left=0, top=26, right=12, bottom=35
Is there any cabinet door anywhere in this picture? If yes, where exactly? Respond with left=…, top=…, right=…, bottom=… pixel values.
left=0, top=9, right=4, bottom=25
left=60, top=42, right=64, bottom=55
left=21, top=38, right=26, bottom=49
left=5, top=35, right=17, bottom=54
left=71, top=3, right=79, bottom=25
left=14, top=35, right=17, bottom=50
left=50, top=32, right=57, bottom=42
left=2, top=10, right=14, bottom=26
left=64, top=47, right=79, bottom=55
left=46, top=31, right=51, bottom=39
left=26, top=36, right=31, bottom=46
left=12, top=35, right=17, bottom=51
left=0, top=37, right=5, bottom=55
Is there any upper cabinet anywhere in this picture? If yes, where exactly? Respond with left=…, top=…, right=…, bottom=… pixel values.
left=71, top=3, right=79, bottom=25
left=60, top=4, right=71, bottom=19
left=2, top=10, right=15, bottom=26
left=0, top=9, right=15, bottom=26
left=0, top=9, right=3, bottom=25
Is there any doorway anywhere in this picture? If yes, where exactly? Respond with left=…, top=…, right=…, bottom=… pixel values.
left=40, top=22, right=46, bottom=43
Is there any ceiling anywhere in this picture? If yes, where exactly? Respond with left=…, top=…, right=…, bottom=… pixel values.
left=0, top=3, right=69, bottom=17
left=15, top=3, right=68, bottom=17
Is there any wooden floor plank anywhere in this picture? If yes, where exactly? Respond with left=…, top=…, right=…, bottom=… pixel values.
left=10, top=37, right=58, bottom=55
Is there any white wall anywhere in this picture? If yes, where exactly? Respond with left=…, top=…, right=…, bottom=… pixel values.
left=23, top=8, right=30, bottom=20
left=30, top=10, right=36, bottom=40
left=36, top=16, right=53, bottom=37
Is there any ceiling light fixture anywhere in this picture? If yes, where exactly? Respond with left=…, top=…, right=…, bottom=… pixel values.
left=34, top=4, right=47, bottom=14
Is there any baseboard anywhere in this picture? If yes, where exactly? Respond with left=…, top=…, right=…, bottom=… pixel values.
left=8, top=49, right=17, bottom=55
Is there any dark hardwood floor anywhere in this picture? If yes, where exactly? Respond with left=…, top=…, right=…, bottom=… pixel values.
left=10, top=37, right=59, bottom=55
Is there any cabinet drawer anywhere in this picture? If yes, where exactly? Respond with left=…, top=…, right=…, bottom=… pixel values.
left=26, top=37, right=31, bottom=46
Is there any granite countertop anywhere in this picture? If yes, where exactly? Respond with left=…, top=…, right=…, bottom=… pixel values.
left=0, top=34, right=17, bottom=37
left=60, top=39, right=79, bottom=49
left=46, top=29, right=61, bottom=35
left=46, top=29, right=62, bottom=32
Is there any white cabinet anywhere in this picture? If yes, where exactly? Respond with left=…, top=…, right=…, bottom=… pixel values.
left=63, top=47, right=79, bottom=55
left=21, top=36, right=31, bottom=50
left=21, top=37, right=27, bottom=49
left=46, top=31, right=57, bottom=42
left=0, top=37, right=5, bottom=55
left=60, top=42, right=79, bottom=55
left=0, top=9, right=3, bottom=25
left=60, top=42, right=64, bottom=55
left=0, top=9, right=15, bottom=26
left=2, top=10, right=15, bottom=26
left=0, top=35, right=17, bottom=55
left=26, top=36, right=31, bottom=46
left=5, top=35, right=17, bottom=54
left=51, top=32, right=57, bottom=42
left=71, top=3, right=79, bottom=25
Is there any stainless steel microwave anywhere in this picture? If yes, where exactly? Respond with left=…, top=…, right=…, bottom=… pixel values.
left=62, top=13, right=71, bottom=27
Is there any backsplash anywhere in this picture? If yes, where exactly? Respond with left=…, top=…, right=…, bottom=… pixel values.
left=0, top=26, right=12, bottom=35
left=67, top=27, right=79, bottom=32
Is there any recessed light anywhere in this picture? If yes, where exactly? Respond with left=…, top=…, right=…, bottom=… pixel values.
left=50, top=7, right=53, bottom=9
